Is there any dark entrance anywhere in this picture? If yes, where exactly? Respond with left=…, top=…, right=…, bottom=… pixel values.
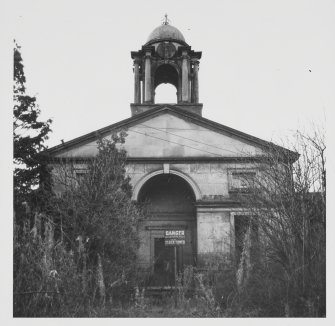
left=138, top=173, right=196, bottom=286
left=153, top=238, right=175, bottom=286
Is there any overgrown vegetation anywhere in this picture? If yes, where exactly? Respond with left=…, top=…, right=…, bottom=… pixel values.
left=230, top=129, right=326, bottom=317
left=14, top=134, right=144, bottom=316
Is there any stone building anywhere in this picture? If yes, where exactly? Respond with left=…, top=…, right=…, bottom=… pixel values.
left=46, top=20, right=293, bottom=286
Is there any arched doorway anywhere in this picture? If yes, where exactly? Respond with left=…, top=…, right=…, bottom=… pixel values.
left=138, top=173, right=197, bottom=286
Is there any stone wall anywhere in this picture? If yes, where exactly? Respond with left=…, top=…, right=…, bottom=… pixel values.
left=126, top=161, right=256, bottom=266
left=49, top=160, right=255, bottom=267
left=126, top=161, right=256, bottom=200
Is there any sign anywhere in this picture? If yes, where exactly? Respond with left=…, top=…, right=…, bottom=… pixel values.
left=164, top=230, right=185, bottom=246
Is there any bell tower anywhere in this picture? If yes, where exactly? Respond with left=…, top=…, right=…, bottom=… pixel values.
left=130, top=17, right=203, bottom=116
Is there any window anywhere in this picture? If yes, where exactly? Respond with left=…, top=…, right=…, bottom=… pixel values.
left=228, top=169, right=256, bottom=193
left=74, top=169, right=88, bottom=183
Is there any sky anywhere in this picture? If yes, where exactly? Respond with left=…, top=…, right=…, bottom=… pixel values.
left=10, top=0, right=335, bottom=149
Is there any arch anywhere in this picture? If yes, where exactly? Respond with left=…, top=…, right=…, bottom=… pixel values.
left=154, top=63, right=179, bottom=89
left=154, top=83, right=177, bottom=103
left=136, top=170, right=198, bottom=285
left=132, top=169, right=201, bottom=201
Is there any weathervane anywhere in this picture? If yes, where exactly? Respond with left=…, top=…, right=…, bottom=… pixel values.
left=162, top=13, right=170, bottom=25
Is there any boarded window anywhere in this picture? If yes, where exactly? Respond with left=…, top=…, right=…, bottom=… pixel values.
left=234, top=215, right=258, bottom=265
left=75, top=169, right=88, bottom=183
left=229, top=171, right=256, bottom=192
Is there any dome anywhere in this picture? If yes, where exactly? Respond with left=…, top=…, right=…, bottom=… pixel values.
left=147, top=23, right=186, bottom=43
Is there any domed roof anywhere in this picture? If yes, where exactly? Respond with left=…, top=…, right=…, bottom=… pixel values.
left=147, top=23, right=185, bottom=43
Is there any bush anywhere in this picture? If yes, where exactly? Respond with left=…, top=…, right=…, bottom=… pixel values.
left=13, top=217, right=81, bottom=317
left=14, top=133, right=144, bottom=316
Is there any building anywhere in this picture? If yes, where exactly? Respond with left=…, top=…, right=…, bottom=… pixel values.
left=46, top=20, right=294, bottom=286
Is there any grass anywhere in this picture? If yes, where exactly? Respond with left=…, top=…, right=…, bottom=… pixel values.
left=89, top=295, right=223, bottom=318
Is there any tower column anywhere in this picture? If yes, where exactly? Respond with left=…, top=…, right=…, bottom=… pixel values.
left=181, top=52, right=189, bottom=102
left=142, top=80, right=145, bottom=105
left=193, top=60, right=199, bottom=103
left=134, top=59, right=141, bottom=104
left=144, top=53, right=152, bottom=103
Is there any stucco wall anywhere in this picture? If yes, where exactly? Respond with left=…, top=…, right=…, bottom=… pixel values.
left=126, top=161, right=255, bottom=265
left=126, top=161, right=257, bottom=200
left=197, top=211, right=231, bottom=253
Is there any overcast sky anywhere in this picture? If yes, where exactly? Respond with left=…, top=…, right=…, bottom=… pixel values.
left=12, top=0, right=335, bottom=148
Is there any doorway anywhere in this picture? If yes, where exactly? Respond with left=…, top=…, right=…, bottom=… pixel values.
left=151, top=238, right=176, bottom=286
left=138, top=174, right=196, bottom=286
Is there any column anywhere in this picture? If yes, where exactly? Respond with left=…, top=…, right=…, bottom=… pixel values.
left=134, top=59, right=141, bottom=104
left=144, top=53, right=152, bottom=103
left=193, top=60, right=199, bottom=103
left=181, top=52, right=189, bottom=102
left=142, top=80, right=145, bottom=104
left=191, top=66, right=195, bottom=103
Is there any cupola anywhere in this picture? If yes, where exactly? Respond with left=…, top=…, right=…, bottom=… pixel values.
left=130, top=16, right=203, bottom=116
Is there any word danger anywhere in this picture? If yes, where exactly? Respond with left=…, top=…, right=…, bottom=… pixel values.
left=165, top=230, right=185, bottom=237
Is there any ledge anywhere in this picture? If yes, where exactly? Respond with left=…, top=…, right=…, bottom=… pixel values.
left=195, top=200, right=242, bottom=208
left=130, top=103, right=203, bottom=116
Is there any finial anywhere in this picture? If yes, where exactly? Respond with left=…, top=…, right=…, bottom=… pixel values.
left=162, top=14, right=170, bottom=25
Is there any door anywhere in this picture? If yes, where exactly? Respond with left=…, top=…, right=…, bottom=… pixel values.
left=151, top=238, right=176, bottom=286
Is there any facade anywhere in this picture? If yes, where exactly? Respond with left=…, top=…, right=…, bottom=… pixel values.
left=46, top=21, right=293, bottom=286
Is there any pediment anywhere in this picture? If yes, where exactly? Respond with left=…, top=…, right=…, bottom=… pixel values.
left=123, top=113, right=262, bottom=158
left=46, top=106, right=292, bottom=160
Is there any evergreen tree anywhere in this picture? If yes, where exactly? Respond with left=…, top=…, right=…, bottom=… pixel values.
left=13, top=42, right=52, bottom=207
left=47, top=133, right=142, bottom=304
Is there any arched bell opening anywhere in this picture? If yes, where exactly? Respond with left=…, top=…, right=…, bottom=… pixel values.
left=154, top=84, right=177, bottom=104
left=153, top=64, right=180, bottom=104
left=138, top=173, right=197, bottom=286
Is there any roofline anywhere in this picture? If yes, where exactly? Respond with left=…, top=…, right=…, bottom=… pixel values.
left=43, top=104, right=299, bottom=162
left=47, top=155, right=282, bottom=164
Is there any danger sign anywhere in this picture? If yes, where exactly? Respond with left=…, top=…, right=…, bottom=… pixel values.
left=165, top=230, right=185, bottom=238
left=164, top=230, right=185, bottom=246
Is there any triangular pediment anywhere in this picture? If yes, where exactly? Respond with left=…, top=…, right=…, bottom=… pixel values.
left=46, top=105, right=295, bottom=160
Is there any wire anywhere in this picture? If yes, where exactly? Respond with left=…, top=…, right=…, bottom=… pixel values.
left=137, top=123, right=246, bottom=156
left=135, top=127, right=209, bottom=131
left=128, top=128, right=244, bottom=157
left=63, top=125, right=250, bottom=157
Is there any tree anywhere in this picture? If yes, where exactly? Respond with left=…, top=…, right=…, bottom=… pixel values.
left=235, top=129, right=326, bottom=316
left=13, top=42, right=52, bottom=208
left=45, top=132, right=142, bottom=305
left=14, top=132, right=143, bottom=316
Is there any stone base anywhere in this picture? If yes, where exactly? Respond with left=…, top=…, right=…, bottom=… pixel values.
left=131, top=103, right=203, bottom=116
